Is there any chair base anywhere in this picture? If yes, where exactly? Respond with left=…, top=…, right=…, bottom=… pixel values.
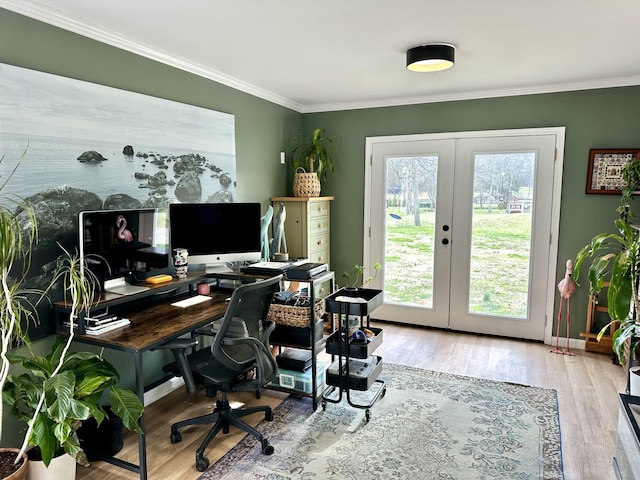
left=170, top=392, right=275, bottom=471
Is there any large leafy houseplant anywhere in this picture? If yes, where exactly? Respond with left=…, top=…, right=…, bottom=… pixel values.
left=291, top=128, right=335, bottom=184
left=3, top=247, right=144, bottom=468
left=574, top=160, right=640, bottom=364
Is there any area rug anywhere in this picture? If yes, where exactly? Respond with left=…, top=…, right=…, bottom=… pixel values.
left=198, top=363, right=563, bottom=480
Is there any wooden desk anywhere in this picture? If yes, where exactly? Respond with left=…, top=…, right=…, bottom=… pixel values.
left=56, top=281, right=230, bottom=480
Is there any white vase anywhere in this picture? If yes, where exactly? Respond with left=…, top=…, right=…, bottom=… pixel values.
left=630, top=366, right=640, bottom=396
left=28, top=453, right=75, bottom=480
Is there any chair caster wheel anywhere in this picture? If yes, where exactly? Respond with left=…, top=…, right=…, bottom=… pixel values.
left=261, top=440, right=274, bottom=455
left=365, top=409, right=371, bottom=422
left=381, top=387, right=387, bottom=398
left=195, top=456, right=210, bottom=472
left=170, top=431, right=182, bottom=444
left=322, top=400, right=327, bottom=411
left=256, top=390, right=261, bottom=399
left=265, top=410, right=274, bottom=421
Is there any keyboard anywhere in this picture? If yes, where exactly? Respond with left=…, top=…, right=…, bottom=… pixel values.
left=171, top=295, right=212, bottom=308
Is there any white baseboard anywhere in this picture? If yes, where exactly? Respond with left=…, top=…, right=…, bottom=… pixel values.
left=143, top=377, right=185, bottom=407
left=550, top=336, right=585, bottom=351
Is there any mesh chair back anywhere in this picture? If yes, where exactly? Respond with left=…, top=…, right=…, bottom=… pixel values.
left=210, top=275, right=281, bottom=377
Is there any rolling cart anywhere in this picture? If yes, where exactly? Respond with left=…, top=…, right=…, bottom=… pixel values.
left=321, top=287, right=386, bottom=422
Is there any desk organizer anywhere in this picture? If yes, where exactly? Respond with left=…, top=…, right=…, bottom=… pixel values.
left=325, top=287, right=383, bottom=316
left=326, top=355, right=382, bottom=391
left=325, top=327, right=383, bottom=358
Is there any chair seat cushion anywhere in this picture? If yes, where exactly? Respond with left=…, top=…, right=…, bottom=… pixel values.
left=187, top=347, right=253, bottom=392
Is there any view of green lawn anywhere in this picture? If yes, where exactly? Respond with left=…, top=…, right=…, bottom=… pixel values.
left=384, top=208, right=531, bottom=318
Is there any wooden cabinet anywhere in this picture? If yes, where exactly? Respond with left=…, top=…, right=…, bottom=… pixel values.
left=271, top=197, right=333, bottom=265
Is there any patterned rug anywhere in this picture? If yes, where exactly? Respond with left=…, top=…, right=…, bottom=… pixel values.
left=197, top=363, right=563, bottom=480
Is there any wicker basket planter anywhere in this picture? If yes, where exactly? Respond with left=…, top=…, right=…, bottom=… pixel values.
left=293, top=168, right=321, bottom=197
left=268, top=297, right=324, bottom=328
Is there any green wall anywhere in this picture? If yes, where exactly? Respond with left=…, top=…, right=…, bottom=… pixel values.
left=306, top=87, right=640, bottom=340
left=0, top=8, right=301, bottom=447
left=2, top=5, right=640, bottom=446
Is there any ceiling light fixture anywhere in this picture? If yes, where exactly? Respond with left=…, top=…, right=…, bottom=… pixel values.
left=406, top=43, right=455, bottom=72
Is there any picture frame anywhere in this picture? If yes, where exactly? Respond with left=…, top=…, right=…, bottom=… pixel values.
left=586, top=149, right=640, bottom=194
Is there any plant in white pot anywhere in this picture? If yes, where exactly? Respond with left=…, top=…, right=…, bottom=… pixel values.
left=291, top=128, right=334, bottom=197
left=3, top=247, right=144, bottom=479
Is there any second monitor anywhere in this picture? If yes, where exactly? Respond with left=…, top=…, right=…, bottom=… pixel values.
left=169, top=202, right=262, bottom=274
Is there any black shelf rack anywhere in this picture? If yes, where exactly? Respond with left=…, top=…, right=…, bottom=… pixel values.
left=321, top=287, right=386, bottom=422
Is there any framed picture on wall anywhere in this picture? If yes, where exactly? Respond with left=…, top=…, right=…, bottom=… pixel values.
left=586, top=149, right=640, bottom=194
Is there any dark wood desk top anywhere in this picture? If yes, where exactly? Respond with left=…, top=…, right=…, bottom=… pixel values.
left=59, top=290, right=229, bottom=353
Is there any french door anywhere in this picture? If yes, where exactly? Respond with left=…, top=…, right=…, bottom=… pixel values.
left=364, top=128, right=564, bottom=341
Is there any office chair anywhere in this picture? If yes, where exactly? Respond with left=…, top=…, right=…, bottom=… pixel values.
left=165, top=274, right=282, bottom=472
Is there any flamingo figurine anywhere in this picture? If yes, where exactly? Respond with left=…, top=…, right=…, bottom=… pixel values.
left=116, top=215, right=134, bottom=242
left=551, top=259, right=576, bottom=355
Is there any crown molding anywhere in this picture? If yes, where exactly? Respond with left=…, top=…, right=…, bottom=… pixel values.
left=0, top=0, right=305, bottom=112
left=3, top=1, right=640, bottom=115
left=301, top=75, right=640, bottom=113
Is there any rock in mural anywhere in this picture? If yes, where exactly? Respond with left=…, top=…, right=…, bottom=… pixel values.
left=77, top=150, right=108, bottom=163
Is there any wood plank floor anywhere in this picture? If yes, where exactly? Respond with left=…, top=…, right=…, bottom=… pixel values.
left=76, top=322, right=627, bottom=480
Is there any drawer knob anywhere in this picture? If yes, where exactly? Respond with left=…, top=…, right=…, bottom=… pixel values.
left=317, top=240, right=323, bottom=245
left=317, top=223, right=323, bottom=228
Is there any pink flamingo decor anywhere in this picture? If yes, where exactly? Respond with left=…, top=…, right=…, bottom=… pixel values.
left=551, top=259, right=577, bottom=355
left=116, top=215, right=134, bottom=242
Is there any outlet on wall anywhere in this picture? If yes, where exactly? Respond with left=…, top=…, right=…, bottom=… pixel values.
left=280, top=152, right=286, bottom=164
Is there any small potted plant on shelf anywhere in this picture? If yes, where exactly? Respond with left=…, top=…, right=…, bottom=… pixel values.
left=574, top=159, right=640, bottom=365
left=291, top=128, right=335, bottom=197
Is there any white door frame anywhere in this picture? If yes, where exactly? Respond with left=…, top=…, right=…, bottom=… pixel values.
left=363, top=127, right=565, bottom=345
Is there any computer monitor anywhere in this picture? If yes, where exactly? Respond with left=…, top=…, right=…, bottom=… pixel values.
left=169, top=202, right=262, bottom=274
left=79, top=208, right=170, bottom=294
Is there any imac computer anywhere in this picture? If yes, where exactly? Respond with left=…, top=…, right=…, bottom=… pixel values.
left=169, top=202, right=262, bottom=274
left=79, top=208, right=170, bottom=295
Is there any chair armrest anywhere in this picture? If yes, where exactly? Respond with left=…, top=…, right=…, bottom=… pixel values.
left=151, top=338, right=199, bottom=395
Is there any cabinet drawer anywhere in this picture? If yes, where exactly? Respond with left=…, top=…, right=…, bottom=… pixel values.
left=313, top=278, right=332, bottom=298
left=309, top=216, right=329, bottom=235
left=309, top=232, right=329, bottom=252
left=308, top=249, right=329, bottom=264
left=309, top=201, right=330, bottom=219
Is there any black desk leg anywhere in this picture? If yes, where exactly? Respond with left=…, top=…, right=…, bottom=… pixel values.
left=135, top=351, right=148, bottom=480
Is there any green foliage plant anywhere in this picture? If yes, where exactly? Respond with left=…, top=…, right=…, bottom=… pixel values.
left=291, top=128, right=335, bottom=183
left=341, top=263, right=382, bottom=288
left=4, top=246, right=144, bottom=467
left=574, top=159, right=640, bottom=364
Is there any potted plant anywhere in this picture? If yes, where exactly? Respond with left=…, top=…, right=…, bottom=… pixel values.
left=574, top=159, right=640, bottom=365
left=2, top=247, right=144, bottom=479
left=0, top=195, right=41, bottom=479
left=291, top=128, right=334, bottom=197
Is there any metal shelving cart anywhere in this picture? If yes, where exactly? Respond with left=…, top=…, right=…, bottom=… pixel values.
left=321, top=287, right=386, bottom=422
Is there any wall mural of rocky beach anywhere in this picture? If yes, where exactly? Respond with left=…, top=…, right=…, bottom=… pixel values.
left=0, top=62, right=236, bottom=339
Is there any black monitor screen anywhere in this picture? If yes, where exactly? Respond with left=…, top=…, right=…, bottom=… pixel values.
left=169, top=202, right=262, bottom=271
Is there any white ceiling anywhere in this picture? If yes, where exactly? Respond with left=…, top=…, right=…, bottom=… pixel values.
left=3, top=0, right=640, bottom=113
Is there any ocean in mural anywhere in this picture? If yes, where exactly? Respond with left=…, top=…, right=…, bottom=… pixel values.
left=0, top=132, right=236, bottom=205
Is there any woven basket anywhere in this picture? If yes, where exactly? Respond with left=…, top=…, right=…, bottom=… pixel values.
left=293, top=168, right=321, bottom=197
left=267, top=297, right=325, bottom=328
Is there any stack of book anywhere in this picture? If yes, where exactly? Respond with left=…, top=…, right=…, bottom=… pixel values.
left=82, top=313, right=130, bottom=335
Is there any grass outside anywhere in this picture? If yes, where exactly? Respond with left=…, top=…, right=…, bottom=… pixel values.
left=384, top=208, right=531, bottom=317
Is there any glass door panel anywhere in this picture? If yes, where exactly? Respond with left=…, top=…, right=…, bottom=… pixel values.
left=384, top=155, right=438, bottom=308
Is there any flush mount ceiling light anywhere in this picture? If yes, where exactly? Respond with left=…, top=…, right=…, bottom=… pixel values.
left=406, top=43, right=455, bottom=72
